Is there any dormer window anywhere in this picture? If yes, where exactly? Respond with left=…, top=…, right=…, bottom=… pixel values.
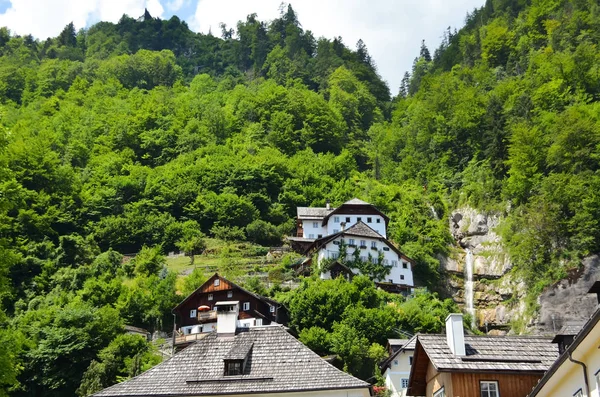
left=224, top=360, right=243, bottom=376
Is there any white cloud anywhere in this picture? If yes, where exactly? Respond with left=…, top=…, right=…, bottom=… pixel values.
left=189, top=0, right=485, bottom=94
left=0, top=0, right=164, bottom=39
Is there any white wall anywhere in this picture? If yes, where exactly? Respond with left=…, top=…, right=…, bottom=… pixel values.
left=384, top=350, right=414, bottom=397
left=318, top=237, right=413, bottom=287
left=301, top=219, right=327, bottom=238
left=326, top=213, right=386, bottom=237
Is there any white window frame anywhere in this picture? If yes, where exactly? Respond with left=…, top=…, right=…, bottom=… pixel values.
left=349, top=238, right=355, bottom=245
left=227, top=291, right=233, bottom=298
left=208, top=293, right=213, bottom=300
left=480, top=381, right=500, bottom=397
left=256, top=318, right=263, bottom=326
left=334, top=216, right=340, bottom=223
left=392, top=260, right=398, bottom=267
left=401, top=378, right=409, bottom=389
left=312, top=221, right=319, bottom=228
left=371, top=241, right=377, bottom=248
left=433, top=387, right=445, bottom=397
left=243, top=302, right=250, bottom=311
left=269, top=305, right=275, bottom=313
left=360, top=240, right=366, bottom=247
left=214, top=279, right=220, bottom=286
left=190, top=309, right=197, bottom=318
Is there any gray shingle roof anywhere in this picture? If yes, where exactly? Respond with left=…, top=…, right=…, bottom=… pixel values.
left=297, top=207, right=334, bottom=219
left=387, top=338, right=409, bottom=347
left=342, top=221, right=385, bottom=239
left=92, top=326, right=369, bottom=396
left=418, top=334, right=558, bottom=372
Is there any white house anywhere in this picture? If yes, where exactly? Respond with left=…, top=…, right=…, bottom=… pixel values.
left=92, top=302, right=371, bottom=397
left=309, top=221, right=414, bottom=294
left=294, top=198, right=389, bottom=241
left=381, top=337, right=416, bottom=397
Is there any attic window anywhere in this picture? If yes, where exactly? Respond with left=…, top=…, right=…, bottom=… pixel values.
left=345, top=217, right=351, bottom=223
left=224, top=360, right=243, bottom=376
left=376, top=218, right=381, bottom=223
left=367, top=217, right=372, bottom=223
left=214, top=279, right=220, bottom=287
left=403, top=262, right=408, bottom=269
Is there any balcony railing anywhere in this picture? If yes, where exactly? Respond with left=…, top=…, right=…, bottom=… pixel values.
left=174, top=332, right=208, bottom=345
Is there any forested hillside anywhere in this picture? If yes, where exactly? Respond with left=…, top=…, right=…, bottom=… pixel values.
left=1, top=0, right=600, bottom=395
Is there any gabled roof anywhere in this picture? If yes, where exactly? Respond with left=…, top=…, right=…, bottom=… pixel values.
left=322, top=198, right=390, bottom=226
left=408, top=334, right=558, bottom=396
left=92, top=326, right=369, bottom=396
left=382, top=335, right=417, bottom=371
left=297, top=206, right=334, bottom=219
left=307, top=221, right=414, bottom=264
left=172, top=273, right=280, bottom=313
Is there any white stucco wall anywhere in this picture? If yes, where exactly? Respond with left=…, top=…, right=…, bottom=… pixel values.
left=301, top=219, right=327, bottom=238
left=318, top=237, right=413, bottom=287
left=384, top=350, right=414, bottom=397
left=326, top=213, right=386, bottom=237
left=532, top=314, right=600, bottom=397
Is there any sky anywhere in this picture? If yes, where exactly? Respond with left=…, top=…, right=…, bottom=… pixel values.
left=0, top=0, right=486, bottom=94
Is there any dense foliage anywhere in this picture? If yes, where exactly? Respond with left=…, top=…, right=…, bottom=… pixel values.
left=1, top=0, right=600, bottom=394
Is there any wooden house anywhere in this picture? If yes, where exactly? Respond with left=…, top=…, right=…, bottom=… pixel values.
left=171, top=274, right=287, bottom=348
left=407, top=314, right=558, bottom=397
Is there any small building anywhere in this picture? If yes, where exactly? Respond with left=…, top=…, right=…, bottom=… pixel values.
left=308, top=221, right=414, bottom=294
left=123, top=325, right=151, bottom=341
left=381, top=336, right=417, bottom=397
left=92, top=302, right=371, bottom=397
left=171, top=274, right=287, bottom=348
left=407, top=314, right=558, bottom=397
left=527, top=281, right=600, bottom=397
left=288, top=198, right=389, bottom=252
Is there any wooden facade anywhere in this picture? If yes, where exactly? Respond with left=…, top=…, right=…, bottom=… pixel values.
left=172, top=274, right=286, bottom=329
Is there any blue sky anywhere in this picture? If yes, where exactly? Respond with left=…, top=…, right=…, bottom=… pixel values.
left=0, top=0, right=485, bottom=94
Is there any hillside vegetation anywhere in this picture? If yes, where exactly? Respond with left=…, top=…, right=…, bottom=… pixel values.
left=1, top=0, right=600, bottom=395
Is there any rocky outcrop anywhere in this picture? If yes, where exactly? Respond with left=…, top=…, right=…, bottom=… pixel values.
left=442, top=206, right=600, bottom=335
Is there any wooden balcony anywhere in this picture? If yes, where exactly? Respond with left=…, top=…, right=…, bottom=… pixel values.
left=198, top=311, right=217, bottom=322
left=174, top=332, right=208, bottom=346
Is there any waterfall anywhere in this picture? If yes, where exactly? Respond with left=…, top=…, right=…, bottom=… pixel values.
left=429, top=205, right=438, bottom=220
left=465, top=249, right=476, bottom=328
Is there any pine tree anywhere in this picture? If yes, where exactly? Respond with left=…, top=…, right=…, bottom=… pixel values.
left=58, top=22, right=77, bottom=47
left=420, top=39, right=431, bottom=62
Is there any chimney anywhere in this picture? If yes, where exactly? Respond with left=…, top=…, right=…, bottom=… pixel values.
left=326, top=199, right=331, bottom=210
left=445, top=313, right=466, bottom=356
left=340, top=221, right=346, bottom=231
left=215, top=301, right=239, bottom=337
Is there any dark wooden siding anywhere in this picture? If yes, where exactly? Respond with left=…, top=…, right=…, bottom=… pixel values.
left=451, top=372, right=543, bottom=397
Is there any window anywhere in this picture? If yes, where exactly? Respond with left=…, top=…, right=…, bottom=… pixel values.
left=367, top=217, right=372, bottom=223
left=573, top=390, right=583, bottom=397
left=382, top=259, right=389, bottom=265
left=433, top=387, right=445, bottom=397
left=376, top=218, right=381, bottom=223
left=317, top=234, right=322, bottom=238
left=401, top=379, right=409, bottom=388
left=409, top=356, right=413, bottom=365
left=371, top=241, right=377, bottom=249
left=214, top=279, right=220, bottom=287
left=208, top=294, right=213, bottom=301
left=225, top=360, right=242, bottom=376
left=227, top=291, right=233, bottom=298
left=243, top=302, right=250, bottom=311
left=360, top=256, right=367, bottom=262
left=333, top=240, right=340, bottom=245
left=333, top=229, right=339, bottom=233
left=309, top=234, right=314, bottom=238
left=371, top=256, right=378, bottom=264
left=360, top=240, right=366, bottom=248
left=393, top=360, right=398, bottom=366
left=392, top=260, right=398, bottom=267
left=389, top=279, right=393, bottom=283
left=403, top=262, right=408, bottom=269
left=190, top=309, right=197, bottom=318
left=401, top=275, right=405, bottom=280
left=383, top=247, right=390, bottom=251
left=334, top=216, right=340, bottom=223
left=345, top=217, right=351, bottom=223
left=312, top=222, right=319, bottom=228
left=480, top=381, right=499, bottom=397
left=256, top=319, right=262, bottom=326
left=269, top=305, right=275, bottom=313
left=357, top=217, right=362, bottom=222
left=349, top=238, right=355, bottom=246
